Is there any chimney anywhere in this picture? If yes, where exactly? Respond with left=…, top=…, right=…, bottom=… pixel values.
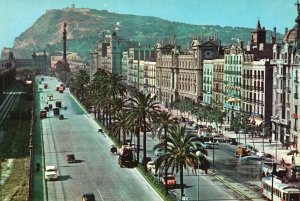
left=271, top=27, right=277, bottom=44
left=240, top=41, right=244, bottom=49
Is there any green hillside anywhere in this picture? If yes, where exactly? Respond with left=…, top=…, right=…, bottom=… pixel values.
left=11, top=8, right=282, bottom=59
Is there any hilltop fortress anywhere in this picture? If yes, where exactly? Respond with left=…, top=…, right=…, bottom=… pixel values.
left=46, top=4, right=90, bottom=13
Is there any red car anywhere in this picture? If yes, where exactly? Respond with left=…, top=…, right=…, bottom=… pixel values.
left=160, top=174, right=176, bottom=188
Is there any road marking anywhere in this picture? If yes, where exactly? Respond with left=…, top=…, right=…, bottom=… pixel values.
left=97, top=188, right=105, bottom=201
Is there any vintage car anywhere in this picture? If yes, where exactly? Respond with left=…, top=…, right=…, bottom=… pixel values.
left=160, top=174, right=176, bottom=188
left=65, top=154, right=76, bottom=163
left=45, top=165, right=58, bottom=181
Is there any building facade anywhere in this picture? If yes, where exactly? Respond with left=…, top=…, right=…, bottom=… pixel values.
left=212, top=59, right=225, bottom=109
left=90, top=32, right=139, bottom=77
left=155, top=35, right=221, bottom=107
left=271, top=2, right=300, bottom=149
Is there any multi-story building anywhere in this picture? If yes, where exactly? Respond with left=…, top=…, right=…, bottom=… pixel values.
left=126, top=47, right=156, bottom=93
left=90, top=32, right=139, bottom=76
left=155, top=35, right=221, bottom=107
left=223, top=21, right=274, bottom=125
left=271, top=2, right=300, bottom=148
left=203, top=60, right=214, bottom=105
left=121, top=51, right=129, bottom=79
left=223, top=44, right=243, bottom=122
left=241, top=58, right=274, bottom=127
left=212, top=59, right=225, bottom=108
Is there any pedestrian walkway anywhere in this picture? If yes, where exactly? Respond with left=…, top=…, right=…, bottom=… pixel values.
left=162, top=105, right=299, bottom=166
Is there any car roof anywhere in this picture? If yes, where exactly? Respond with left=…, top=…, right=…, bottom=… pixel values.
left=83, top=192, right=95, bottom=198
left=46, top=165, right=56, bottom=170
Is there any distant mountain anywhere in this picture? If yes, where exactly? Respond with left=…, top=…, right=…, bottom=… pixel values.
left=11, top=8, right=283, bottom=60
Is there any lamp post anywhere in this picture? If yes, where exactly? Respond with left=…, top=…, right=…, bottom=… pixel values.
left=212, top=136, right=215, bottom=173
left=196, top=151, right=201, bottom=201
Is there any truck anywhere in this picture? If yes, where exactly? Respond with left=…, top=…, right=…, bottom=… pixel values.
left=118, top=145, right=133, bottom=168
left=236, top=146, right=251, bottom=157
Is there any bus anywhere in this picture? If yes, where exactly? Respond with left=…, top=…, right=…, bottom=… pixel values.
left=261, top=176, right=300, bottom=201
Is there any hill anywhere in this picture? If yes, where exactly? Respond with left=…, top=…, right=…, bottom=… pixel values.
left=11, top=8, right=282, bottom=59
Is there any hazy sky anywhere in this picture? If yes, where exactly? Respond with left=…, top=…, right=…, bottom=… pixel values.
left=0, top=0, right=297, bottom=51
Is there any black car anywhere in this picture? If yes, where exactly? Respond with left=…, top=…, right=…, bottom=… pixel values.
left=82, top=192, right=95, bottom=201
left=66, top=154, right=76, bottom=163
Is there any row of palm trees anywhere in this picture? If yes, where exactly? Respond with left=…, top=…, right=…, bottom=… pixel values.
left=65, top=69, right=209, bottom=198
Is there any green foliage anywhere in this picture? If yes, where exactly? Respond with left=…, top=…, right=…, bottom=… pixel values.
left=11, top=9, right=283, bottom=59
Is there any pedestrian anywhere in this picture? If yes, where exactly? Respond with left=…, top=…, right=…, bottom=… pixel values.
left=292, top=155, right=295, bottom=164
left=269, top=138, right=272, bottom=145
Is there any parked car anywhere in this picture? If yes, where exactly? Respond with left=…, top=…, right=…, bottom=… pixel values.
left=45, top=165, right=58, bottom=181
left=146, top=161, right=158, bottom=175
left=65, top=154, right=76, bottom=163
left=160, top=174, right=176, bottom=188
left=82, top=192, right=95, bottom=201
left=256, top=151, right=265, bottom=157
left=154, top=148, right=164, bottom=156
left=59, top=114, right=64, bottom=120
left=200, top=142, right=213, bottom=149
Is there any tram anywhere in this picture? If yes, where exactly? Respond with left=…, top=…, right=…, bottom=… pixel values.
left=261, top=176, right=300, bottom=201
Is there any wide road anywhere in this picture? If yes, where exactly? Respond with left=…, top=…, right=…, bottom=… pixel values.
left=143, top=127, right=265, bottom=200
left=142, top=131, right=239, bottom=201
left=38, top=76, right=162, bottom=201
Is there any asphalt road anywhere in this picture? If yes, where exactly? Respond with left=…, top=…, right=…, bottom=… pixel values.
left=38, top=76, right=162, bottom=201
left=142, top=126, right=266, bottom=200
left=142, top=132, right=239, bottom=200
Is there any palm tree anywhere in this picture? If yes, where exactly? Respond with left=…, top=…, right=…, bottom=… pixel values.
left=152, top=111, right=174, bottom=195
left=154, top=124, right=207, bottom=197
left=126, top=92, right=159, bottom=171
left=75, top=69, right=90, bottom=99
left=102, top=73, right=126, bottom=125
left=109, top=97, right=129, bottom=143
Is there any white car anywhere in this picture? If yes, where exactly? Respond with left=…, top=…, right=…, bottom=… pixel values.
left=154, top=148, right=164, bottom=156
left=256, top=151, right=265, bottom=157
left=45, top=165, right=58, bottom=181
left=147, top=161, right=157, bottom=175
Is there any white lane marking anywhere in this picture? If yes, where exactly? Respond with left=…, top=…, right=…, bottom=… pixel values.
left=97, top=188, right=105, bottom=201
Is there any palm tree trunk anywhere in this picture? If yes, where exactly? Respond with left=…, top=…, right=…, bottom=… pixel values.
left=164, top=126, right=168, bottom=195
left=109, top=103, right=112, bottom=125
left=143, top=115, right=147, bottom=172
left=123, top=130, right=127, bottom=144
left=180, top=163, right=184, bottom=197
left=136, top=128, right=140, bottom=163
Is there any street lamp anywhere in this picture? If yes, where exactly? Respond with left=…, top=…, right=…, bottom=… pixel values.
left=196, top=151, right=201, bottom=201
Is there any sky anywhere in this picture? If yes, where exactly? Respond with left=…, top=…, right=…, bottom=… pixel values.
left=0, top=0, right=297, bottom=51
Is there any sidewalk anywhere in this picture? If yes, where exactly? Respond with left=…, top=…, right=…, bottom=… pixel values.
left=162, top=105, right=299, bottom=166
